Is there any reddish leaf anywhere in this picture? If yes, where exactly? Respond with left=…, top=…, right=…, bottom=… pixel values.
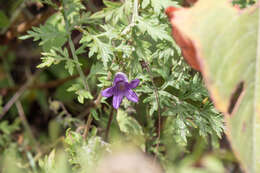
left=166, top=0, right=260, bottom=172
left=165, top=7, right=201, bottom=71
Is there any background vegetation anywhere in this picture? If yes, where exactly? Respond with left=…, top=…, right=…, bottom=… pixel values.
left=0, top=0, right=256, bottom=172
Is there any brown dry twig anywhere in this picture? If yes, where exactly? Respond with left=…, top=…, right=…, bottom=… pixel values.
left=1, top=69, right=90, bottom=94
left=1, top=7, right=56, bottom=44
left=0, top=70, right=41, bottom=119
left=15, top=101, right=40, bottom=150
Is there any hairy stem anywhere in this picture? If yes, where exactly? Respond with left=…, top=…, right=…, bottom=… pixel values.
left=144, top=61, right=161, bottom=161
left=82, top=72, right=112, bottom=139
left=62, top=3, right=89, bottom=91
left=68, top=35, right=89, bottom=91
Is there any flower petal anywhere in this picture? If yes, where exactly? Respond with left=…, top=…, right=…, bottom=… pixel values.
left=113, top=94, right=124, bottom=109
left=113, top=72, right=128, bottom=85
left=128, top=79, right=140, bottom=89
left=125, top=89, right=138, bottom=103
left=102, top=87, right=114, bottom=97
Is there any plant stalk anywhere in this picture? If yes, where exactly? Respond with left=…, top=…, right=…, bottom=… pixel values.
left=62, top=3, right=89, bottom=91
left=144, top=61, right=161, bottom=162
left=83, top=114, right=93, bottom=139
left=105, top=108, right=114, bottom=142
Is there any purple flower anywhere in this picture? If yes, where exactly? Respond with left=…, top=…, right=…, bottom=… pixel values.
left=102, top=72, right=140, bottom=109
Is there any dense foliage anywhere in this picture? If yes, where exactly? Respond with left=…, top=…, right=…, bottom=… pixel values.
left=0, top=0, right=254, bottom=172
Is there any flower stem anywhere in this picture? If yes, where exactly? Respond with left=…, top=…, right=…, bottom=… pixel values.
left=105, top=108, right=114, bottom=142
left=83, top=113, right=93, bottom=139
left=143, top=61, right=161, bottom=161
left=82, top=72, right=112, bottom=139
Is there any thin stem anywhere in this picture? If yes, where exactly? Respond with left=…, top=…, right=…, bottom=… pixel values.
left=15, top=101, right=39, bottom=148
left=82, top=72, right=112, bottom=140
left=62, top=3, right=89, bottom=91
left=82, top=93, right=101, bottom=140
left=1, top=64, right=40, bottom=150
left=68, top=36, right=89, bottom=90
left=144, top=61, right=161, bottom=161
left=105, top=108, right=114, bottom=142
left=0, top=70, right=41, bottom=119
left=3, top=69, right=90, bottom=93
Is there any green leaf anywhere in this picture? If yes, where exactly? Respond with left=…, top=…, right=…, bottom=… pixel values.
left=65, top=60, right=75, bottom=75
left=0, top=119, right=20, bottom=135
left=67, top=83, right=81, bottom=92
left=64, top=130, right=109, bottom=172
left=76, top=90, right=93, bottom=100
left=64, top=128, right=83, bottom=146
left=91, top=0, right=131, bottom=24
left=77, top=95, right=84, bottom=104
left=67, top=83, right=93, bottom=103
left=19, top=13, right=66, bottom=51
left=37, top=48, right=69, bottom=68
left=103, top=0, right=122, bottom=8
left=94, top=38, right=114, bottom=67
left=37, top=57, right=57, bottom=68
left=62, top=0, right=85, bottom=26
left=90, top=109, right=99, bottom=121
left=141, top=0, right=150, bottom=9
left=117, top=109, right=144, bottom=137
left=81, top=35, right=114, bottom=68
left=137, top=17, right=173, bottom=42
left=150, top=0, right=178, bottom=15
left=168, top=0, right=260, bottom=172
left=20, top=24, right=66, bottom=51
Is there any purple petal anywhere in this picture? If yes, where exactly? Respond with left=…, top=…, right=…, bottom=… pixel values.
left=102, top=87, right=114, bottom=97
left=125, top=89, right=138, bottom=103
left=113, top=94, right=124, bottom=109
left=128, top=79, right=140, bottom=89
left=113, top=72, right=128, bottom=85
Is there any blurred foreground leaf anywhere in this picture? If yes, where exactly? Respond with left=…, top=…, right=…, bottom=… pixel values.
left=117, top=109, right=145, bottom=149
left=167, top=0, right=260, bottom=172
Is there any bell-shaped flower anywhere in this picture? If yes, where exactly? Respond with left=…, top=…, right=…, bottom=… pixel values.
left=101, top=72, right=140, bottom=109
